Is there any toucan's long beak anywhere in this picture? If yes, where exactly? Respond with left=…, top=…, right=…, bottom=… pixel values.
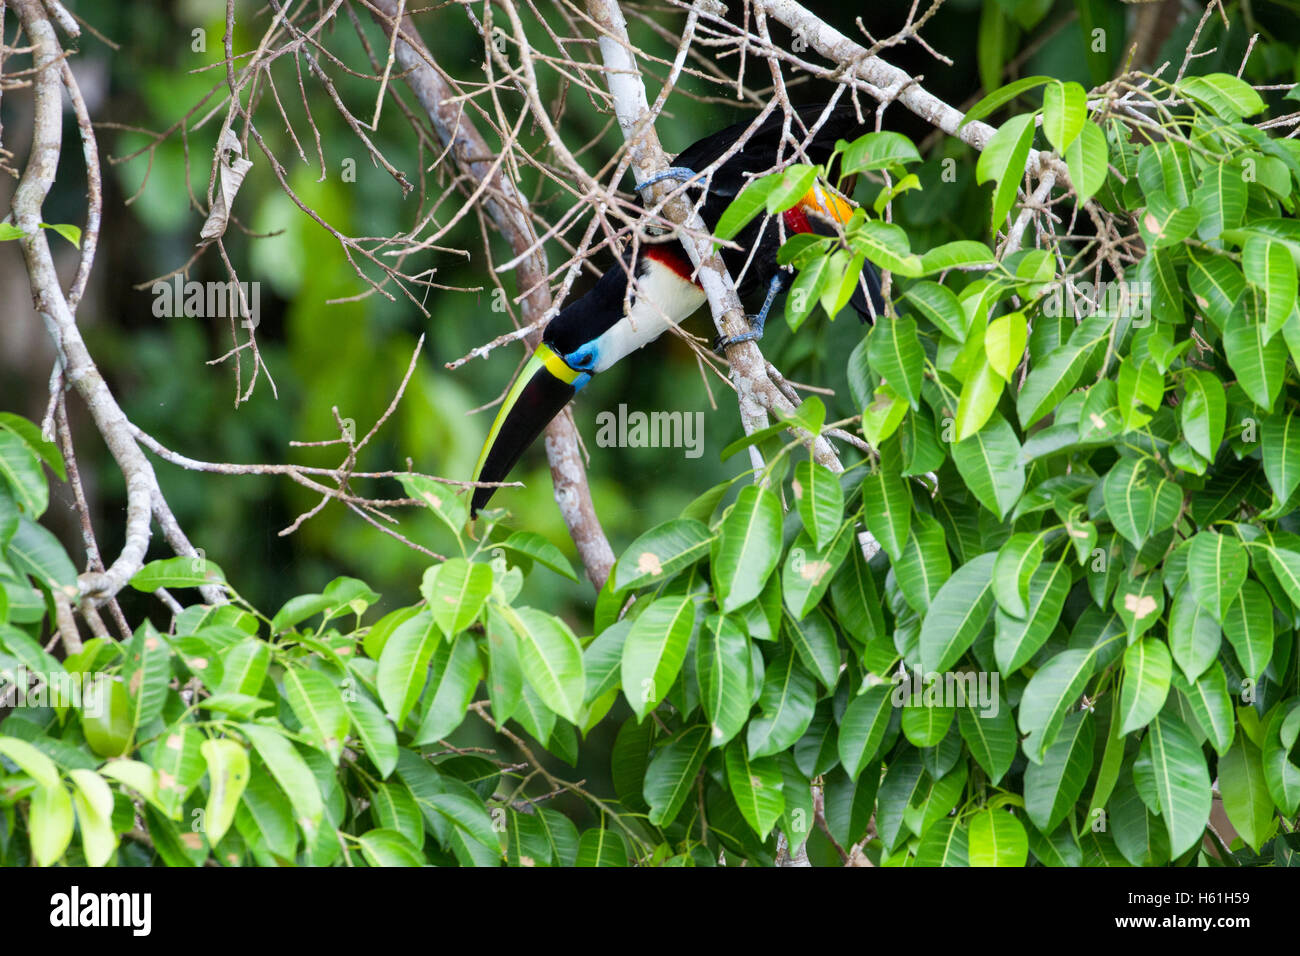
left=471, top=343, right=584, bottom=516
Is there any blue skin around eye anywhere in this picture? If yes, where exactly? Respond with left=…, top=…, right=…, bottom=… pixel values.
left=564, top=343, right=598, bottom=391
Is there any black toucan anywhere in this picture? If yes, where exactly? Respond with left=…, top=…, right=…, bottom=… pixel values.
left=471, top=104, right=885, bottom=515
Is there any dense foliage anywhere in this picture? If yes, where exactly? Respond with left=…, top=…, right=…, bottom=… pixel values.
left=4, top=2, right=1300, bottom=868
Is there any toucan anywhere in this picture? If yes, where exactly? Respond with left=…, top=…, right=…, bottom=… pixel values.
left=470, top=104, right=885, bottom=516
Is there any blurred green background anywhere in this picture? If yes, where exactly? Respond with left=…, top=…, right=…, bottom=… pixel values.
left=2, top=0, right=1289, bottom=631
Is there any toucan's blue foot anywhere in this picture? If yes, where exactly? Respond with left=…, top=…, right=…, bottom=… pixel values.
left=716, top=274, right=785, bottom=351
left=636, top=166, right=700, bottom=193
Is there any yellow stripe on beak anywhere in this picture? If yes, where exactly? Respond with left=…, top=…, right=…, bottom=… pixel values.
left=470, top=342, right=581, bottom=515
left=535, top=342, right=581, bottom=385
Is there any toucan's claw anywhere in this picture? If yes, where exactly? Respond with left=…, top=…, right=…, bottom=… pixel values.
left=636, top=166, right=700, bottom=193
left=715, top=273, right=784, bottom=352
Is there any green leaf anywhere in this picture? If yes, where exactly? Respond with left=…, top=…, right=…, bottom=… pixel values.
left=861, top=463, right=912, bottom=561
left=1221, top=580, right=1273, bottom=681
left=345, top=691, right=398, bottom=779
left=894, top=512, right=950, bottom=614
left=780, top=606, right=842, bottom=686
left=575, top=828, right=628, bottom=867
left=644, top=725, right=709, bottom=826
left=994, top=558, right=1071, bottom=674
left=993, top=531, right=1044, bottom=619
left=217, top=640, right=270, bottom=697
left=239, top=723, right=324, bottom=839
left=376, top=610, right=439, bottom=724
left=29, top=783, right=74, bottom=866
left=39, top=222, right=81, bottom=248
left=620, top=594, right=695, bottom=722
left=1218, top=735, right=1273, bottom=853
left=1042, top=80, right=1086, bottom=153
left=868, top=317, right=924, bottom=409
left=414, top=634, right=483, bottom=744
left=901, top=697, right=955, bottom=748
left=270, top=593, right=332, bottom=633
left=904, top=281, right=967, bottom=340
left=851, top=220, right=923, bottom=277
left=696, top=613, right=752, bottom=748
left=713, top=485, right=783, bottom=613
left=398, top=474, right=467, bottom=540
left=919, top=551, right=997, bottom=674
left=68, top=769, right=115, bottom=866
left=200, top=738, right=250, bottom=845
left=975, top=113, right=1036, bottom=230
left=968, top=807, right=1029, bottom=866
left=918, top=240, right=995, bottom=276
left=960, top=76, right=1054, bottom=129
left=612, top=518, right=711, bottom=592
left=1262, top=411, right=1300, bottom=505
left=839, top=131, right=922, bottom=174
left=837, top=684, right=892, bottom=779
left=1262, top=700, right=1300, bottom=816
left=129, top=555, right=227, bottom=592
left=1179, top=73, right=1266, bottom=119
left=0, top=735, right=60, bottom=789
left=782, top=528, right=851, bottom=622
left=952, top=413, right=1025, bottom=519
left=714, top=176, right=779, bottom=241
left=1193, top=161, right=1248, bottom=240
left=1017, top=342, right=1093, bottom=428
left=764, top=164, right=819, bottom=214
left=368, top=785, right=424, bottom=855
left=1168, top=589, right=1222, bottom=682
left=1018, top=648, right=1095, bottom=761
left=0, top=430, right=46, bottom=517
left=425, top=790, right=499, bottom=852
left=1176, top=664, right=1235, bottom=756
left=125, top=620, right=171, bottom=733
left=746, top=650, right=818, bottom=759
left=1065, top=122, right=1108, bottom=204
left=985, top=311, right=1027, bottom=382
left=792, top=460, right=842, bottom=552
left=954, top=361, right=1004, bottom=442
left=1024, top=710, right=1094, bottom=833
left=151, top=723, right=204, bottom=818
left=503, top=606, right=586, bottom=724
left=784, top=254, right=833, bottom=332
left=861, top=384, right=909, bottom=447
left=422, top=558, right=492, bottom=637
left=496, top=531, right=578, bottom=582
left=913, top=815, right=969, bottom=866
left=1112, top=573, right=1165, bottom=642
left=1244, top=235, right=1298, bottom=335
left=724, top=740, right=784, bottom=838
left=358, top=828, right=425, bottom=866
left=1186, top=531, right=1248, bottom=622
left=1180, top=370, right=1226, bottom=460
left=1139, top=713, right=1211, bottom=857
left=1117, top=638, right=1172, bottom=735
left=1117, top=358, right=1163, bottom=431
left=1223, top=313, right=1286, bottom=410
left=958, top=698, right=1017, bottom=785
left=1102, top=457, right=1153, bottom=548
left=8, top=514, right=77, bottom=593
left=282, top=668, right=350, bottom=764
